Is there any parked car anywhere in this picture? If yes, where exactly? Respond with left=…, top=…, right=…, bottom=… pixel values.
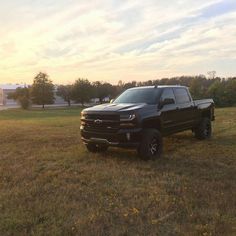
left=80, top=85, right=215, bottom=160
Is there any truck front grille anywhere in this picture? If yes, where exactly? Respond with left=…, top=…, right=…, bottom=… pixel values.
left=82, top=114, right=120, bottom=133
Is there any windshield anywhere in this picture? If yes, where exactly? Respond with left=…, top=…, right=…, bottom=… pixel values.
left=114, top=88, right=161, bottom=104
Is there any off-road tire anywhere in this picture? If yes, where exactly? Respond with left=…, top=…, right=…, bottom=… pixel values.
left=137, top=129, right=163, bottom=160
left=194, top=117, right=212, bottom=140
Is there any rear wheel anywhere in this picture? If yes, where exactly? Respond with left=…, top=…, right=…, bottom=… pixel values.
left=137, top=129, right=163, bottom=160
left=86, top=143, right=108, bottom=153
left=194, top=117, right=212, bottom=140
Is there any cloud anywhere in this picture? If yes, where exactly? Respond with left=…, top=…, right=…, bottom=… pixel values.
left=0, top=0, right=236, bottom=84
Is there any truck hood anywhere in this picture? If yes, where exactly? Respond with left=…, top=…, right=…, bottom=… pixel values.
left=83, top=103, right=146, bottom=113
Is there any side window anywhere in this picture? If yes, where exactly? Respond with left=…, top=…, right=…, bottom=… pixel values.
left=160, top=88, right=175, bottom=103
left=174, top=88, right=191, bottom=104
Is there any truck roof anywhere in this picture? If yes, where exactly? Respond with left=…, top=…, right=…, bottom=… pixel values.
left=128, top=85, right=188, bottom=90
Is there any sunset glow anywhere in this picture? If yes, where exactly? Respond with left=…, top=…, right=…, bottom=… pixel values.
left=0, top=0, right=236, bottom=84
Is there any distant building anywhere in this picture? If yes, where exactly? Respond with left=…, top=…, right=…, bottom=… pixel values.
left=90, top=96, right=111, bottom=104
left=0, top=84, right=93, bottom=108
left=103, top=96, right=110, bottom=102
left=0, top=84, right=26, bottom=106
left=90, top=98, right=100, bottom=104
left=53, top=85, right=72, bottom=105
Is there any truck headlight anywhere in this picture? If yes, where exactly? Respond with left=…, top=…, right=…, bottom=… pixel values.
left=120, top=114, right=136, bottom=128
left=81, top=112, right=86, bottom=120
left=120, top=114, right=136, bottom=122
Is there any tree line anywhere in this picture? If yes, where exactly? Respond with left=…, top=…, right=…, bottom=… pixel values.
left=9, top=72, right=236, bottom=109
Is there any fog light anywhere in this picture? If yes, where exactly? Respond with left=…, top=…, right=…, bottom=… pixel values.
left=126, top=133, right=131, bottom=141
left=120, top=122, right=135, bottom=128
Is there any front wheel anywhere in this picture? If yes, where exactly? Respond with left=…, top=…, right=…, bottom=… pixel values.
left=137, top=129, right=163, bottom=160
left=194, top=117, right=212, bottom=140
left=86, top=143, right=108, bottom=153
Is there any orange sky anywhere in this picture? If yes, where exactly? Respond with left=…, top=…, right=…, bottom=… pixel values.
left=0, top=0, right=236, bottom=85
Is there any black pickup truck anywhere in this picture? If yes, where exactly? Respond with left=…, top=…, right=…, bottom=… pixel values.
left=80, top=85, right=214, bottom=160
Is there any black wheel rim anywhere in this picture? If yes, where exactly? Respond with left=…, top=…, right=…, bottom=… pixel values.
left=149, top=138, right=159, bottom=155
left=204, top=123, right=211, bottom=137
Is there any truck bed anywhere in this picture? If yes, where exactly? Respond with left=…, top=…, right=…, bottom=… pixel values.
left=194, top=99, right=214, bottom=106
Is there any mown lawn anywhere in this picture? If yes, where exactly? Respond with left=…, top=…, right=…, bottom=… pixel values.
left=0, top=107, right=235, bottom=235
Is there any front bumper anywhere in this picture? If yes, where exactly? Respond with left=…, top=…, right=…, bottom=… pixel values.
left=81, top=128, right=142, bottom=148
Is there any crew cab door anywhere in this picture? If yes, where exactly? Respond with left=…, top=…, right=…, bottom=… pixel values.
left=159, top=88, right=180, bottom=135
left=173, top=87, right=195, bottom=130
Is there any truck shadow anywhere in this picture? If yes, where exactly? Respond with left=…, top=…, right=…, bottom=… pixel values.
left=97, top=129, right=235, bottom=180
left=103, top=145, right=233, bottom=182
left=101, top=131, right=196, bottom=163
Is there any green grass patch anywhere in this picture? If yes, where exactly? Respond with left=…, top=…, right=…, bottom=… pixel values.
left=0, top=107, right=82, bottom=121
left=0, top=107, right=236, bottom=235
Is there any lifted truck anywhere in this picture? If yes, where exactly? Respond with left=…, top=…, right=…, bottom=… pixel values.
left=80, top=85, right=214, bottom=160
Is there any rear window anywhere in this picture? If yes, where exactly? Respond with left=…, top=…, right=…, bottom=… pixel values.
left=174, top=88, right=191, bottom=104
left=160, top=88, right=175, bottom=103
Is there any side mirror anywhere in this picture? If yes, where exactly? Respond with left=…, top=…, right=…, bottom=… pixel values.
left=159, top=98, right=175, bottom=109
left=110, top=99, right=114, bottom=103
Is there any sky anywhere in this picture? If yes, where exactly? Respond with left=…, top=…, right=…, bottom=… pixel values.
left=0, top=0, right=236, bottom=84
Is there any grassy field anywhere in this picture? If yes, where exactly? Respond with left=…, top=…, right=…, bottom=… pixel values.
left=0, top=107, right=235, bottom=235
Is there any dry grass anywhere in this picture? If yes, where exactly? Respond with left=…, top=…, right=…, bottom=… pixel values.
left=0, top=107, right=236, bottom=235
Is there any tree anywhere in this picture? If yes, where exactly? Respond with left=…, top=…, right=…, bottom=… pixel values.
left=207, top=71, right=216, bottom=79
left=30, top=72, right=54, bottom=109
left=207, top=80, right=226, bottom=107
left=8, top=87, right=30, bottom=109
left=116, top=80, right=124, bottom=96
left=189, top=77, right=206, bottom=99
left=56, top=85, right=73, bottom=106
left=71, top=79, right=92, bottom=106
left=92, top=81, right=114, bottom=103
left=123, top=81, right=137, bottom=90
left=224, top=78, right=236, bottom=106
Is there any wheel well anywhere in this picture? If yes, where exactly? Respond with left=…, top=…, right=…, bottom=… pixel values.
left=142, top=118, right=161, bottom=131
left=202, top=109, right=211, bottom=119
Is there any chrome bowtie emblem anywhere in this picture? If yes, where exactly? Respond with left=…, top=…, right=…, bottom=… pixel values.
left=94, top=119, right=103, bottom=124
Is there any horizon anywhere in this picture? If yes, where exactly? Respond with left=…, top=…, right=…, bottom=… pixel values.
left=0, top=73, right=235, bottom=87
left=0, top=0, right=236, bottom=84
